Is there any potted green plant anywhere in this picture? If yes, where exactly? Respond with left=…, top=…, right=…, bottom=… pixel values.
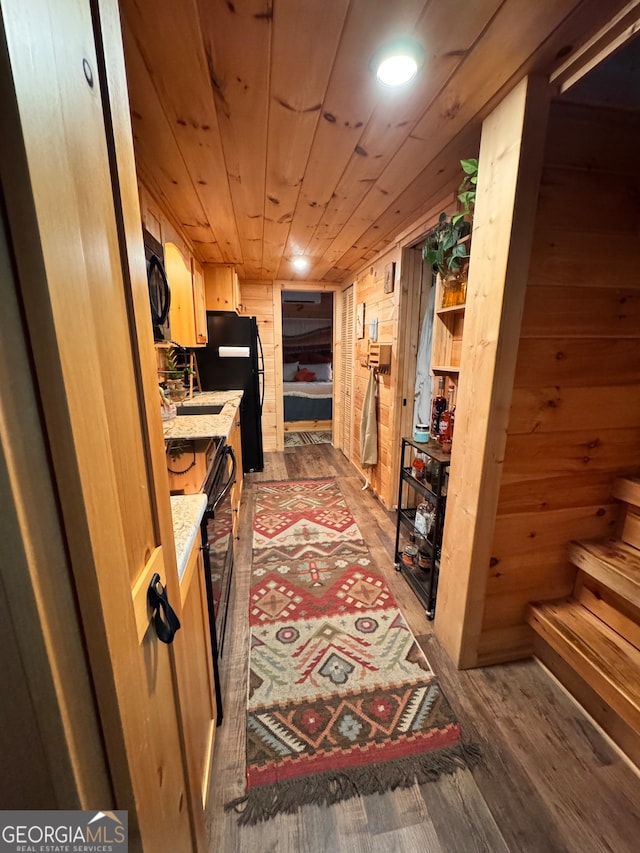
left=164, top=346, right=189, bottom=401
left=422, top=158, right=478, bottom=291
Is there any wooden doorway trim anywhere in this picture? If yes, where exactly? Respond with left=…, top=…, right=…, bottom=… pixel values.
left=274, top=281, right=341, bottom=451
left=0, top=1, right=197, bottom=846
left=551, top=1, right=640, bottom=93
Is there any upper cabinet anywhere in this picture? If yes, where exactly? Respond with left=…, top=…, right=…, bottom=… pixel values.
left=204, top=264, right=241, bottom=313
left=191, top=259, right=208, bottom=345
left=139, top=183, right=207, bottom=347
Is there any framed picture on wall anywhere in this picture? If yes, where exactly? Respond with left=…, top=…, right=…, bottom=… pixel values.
left=384, top=262, right=395, bottom=294
left=356, top=302, right=365, bottom=338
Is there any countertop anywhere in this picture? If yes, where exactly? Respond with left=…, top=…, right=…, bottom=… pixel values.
left=165, top=390, right=242, bottom=581
left=170, top=493, right=207, bottom=582
left=162, top=390, right=243, bottom=441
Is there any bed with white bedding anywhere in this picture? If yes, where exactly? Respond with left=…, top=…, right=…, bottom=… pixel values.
left=283, top=380, right=333, bottom=422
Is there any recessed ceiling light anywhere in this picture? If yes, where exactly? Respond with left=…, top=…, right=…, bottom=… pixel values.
left=373, top=38, right=424, bottom=88
left=291, top=256, right=309, bottom=272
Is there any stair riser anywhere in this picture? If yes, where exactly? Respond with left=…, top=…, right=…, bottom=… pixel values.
left=622, top=507, right=640, bottom=550
left=533, top=638, right=640, bottom=771
left=569, top=541, right=640, bottom=611
left=527, top=604, right=640, bottom=736
left=574, top=577, right=640, bottom=651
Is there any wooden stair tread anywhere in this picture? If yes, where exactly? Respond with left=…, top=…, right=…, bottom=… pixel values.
left=612, top=477, right=640, bottom=508
left=569, top=538, right=640, bottom=609
left=528, top=599, right=640, bottom=731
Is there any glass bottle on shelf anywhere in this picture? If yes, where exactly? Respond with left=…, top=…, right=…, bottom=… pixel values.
left=415, top=500, right=436, bottom=538
left=424, top=455, right=434, bottom=485
left=430, top=377, right=447, bottom=437
left=438, top=385, right=456, bottom=444
left=411, top=451, right=426, bottom=481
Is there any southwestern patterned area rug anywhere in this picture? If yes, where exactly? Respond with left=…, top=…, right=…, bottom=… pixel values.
left=226, top=478, right=480, bottom=825
left=284, top=430, right=332, bottom=447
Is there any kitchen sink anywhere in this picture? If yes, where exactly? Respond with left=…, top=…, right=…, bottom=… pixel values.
left=176, top=404, right=224, bottom=416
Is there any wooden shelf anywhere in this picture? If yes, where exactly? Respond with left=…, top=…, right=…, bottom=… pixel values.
left=435, top=303, right=466, bottom=316
left=432, top=365, right=460, bottom=374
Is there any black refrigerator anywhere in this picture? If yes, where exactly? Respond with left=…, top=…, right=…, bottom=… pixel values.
left=195, top=311, right=264, bottom=472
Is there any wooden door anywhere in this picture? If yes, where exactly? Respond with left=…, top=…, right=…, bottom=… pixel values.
left=0, top=1, right=197, bottom=849
left=339, top=284, right=355, bottom=457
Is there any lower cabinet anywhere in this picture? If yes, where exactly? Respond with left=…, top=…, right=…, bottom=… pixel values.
left=166, top=439, right=215, bottom=495
left=177, top=533, right=217, bottom=811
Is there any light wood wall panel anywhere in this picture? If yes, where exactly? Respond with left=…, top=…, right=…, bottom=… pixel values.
left=350, top=247, right=403, bottom=507
left=237, top=282, right=278, bottom=453
left=434, top=77, right=551, bottom=668
left=480, top=102, right=640, bottom=659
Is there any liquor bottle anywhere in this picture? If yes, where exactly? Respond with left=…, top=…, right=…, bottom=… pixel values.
left=438, top=386, right=456, bottom=444
left=430, top=377, right=447, bottom=437
left=411, top=451, right=425, bottom=481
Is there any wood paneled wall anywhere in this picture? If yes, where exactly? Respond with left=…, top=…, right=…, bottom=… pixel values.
left=479, top=101, right=640, bottom=663
left=351, top=247, right=403, bottom=506
left=237, top=282, right=279, bottom=453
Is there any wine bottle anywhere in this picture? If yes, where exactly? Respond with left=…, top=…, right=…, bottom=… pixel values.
left=430, top=377, right=447, bottom=436
left=438, top=386, right=456, bottom=443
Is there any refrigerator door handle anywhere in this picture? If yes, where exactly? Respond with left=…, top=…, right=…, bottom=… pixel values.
left=256, top=325, right=265, bottom=372
left=256, top=325, right=265, bottom=413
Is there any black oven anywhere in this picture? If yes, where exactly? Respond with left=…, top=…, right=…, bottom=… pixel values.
left=200, top=440, right=236, bottom=724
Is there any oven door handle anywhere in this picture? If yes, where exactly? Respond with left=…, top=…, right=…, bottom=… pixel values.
left=212, top=446, right=236, bottom=513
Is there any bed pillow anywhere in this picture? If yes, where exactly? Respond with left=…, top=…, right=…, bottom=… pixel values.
left=282, top=361, right=299, bottom=381
left=294, top=368, right=316, bottom=382
left=300, top=362, right=331, bottom=381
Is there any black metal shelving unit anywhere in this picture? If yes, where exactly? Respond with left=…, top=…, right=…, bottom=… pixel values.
left=394, top=437, right=451, bottom=620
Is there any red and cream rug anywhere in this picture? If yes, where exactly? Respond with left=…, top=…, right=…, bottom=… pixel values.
left=227, top=478, right=479, bottom=825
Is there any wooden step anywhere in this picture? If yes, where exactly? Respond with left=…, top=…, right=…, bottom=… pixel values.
left=612, top=476, right=640, bottom=509
left=528, top=599, right=640, bottom=734
left=612, top=478, right=640, bottom=548
left=569, top=538, right=640, bottom=610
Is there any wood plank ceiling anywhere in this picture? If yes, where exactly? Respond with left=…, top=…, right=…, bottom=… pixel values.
left=119, top=0, right=630, bottom=283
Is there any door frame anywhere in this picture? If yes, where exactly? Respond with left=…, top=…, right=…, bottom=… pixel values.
left=0, top=1, right=199, bottom=847
left=273, top=281, right=341, bottom=451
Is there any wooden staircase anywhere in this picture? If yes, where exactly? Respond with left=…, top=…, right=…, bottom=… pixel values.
left=528, top=477, right=640, bottom=767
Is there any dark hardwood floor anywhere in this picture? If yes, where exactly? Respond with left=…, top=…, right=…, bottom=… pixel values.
left=207, top=444, right=640, bottom=852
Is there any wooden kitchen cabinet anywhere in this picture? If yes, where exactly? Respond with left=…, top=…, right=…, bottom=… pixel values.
left=228, top=408, right=243, bottom=538
left=140, top=183, right=207, bottom=347
left=192, top=258, right=208, bottom=345
left=177, top=532, right=217, bottom=811
left=204, top=264, right=241, bottom=313
left=166, top=439, right=216, bottom=495
left=165, top=239, right=196, bottom=347
left=139, top=182, right=164, bottom=243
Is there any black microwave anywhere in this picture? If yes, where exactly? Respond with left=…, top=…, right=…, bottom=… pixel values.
left=143, top=227, right=171, bottom=342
